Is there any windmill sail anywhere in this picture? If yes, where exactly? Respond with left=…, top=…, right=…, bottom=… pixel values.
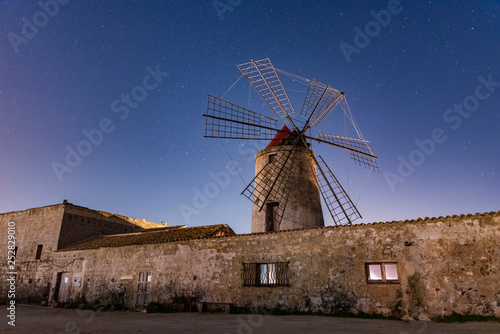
left=301, top=79, right=344, bottom=128
left=237, top=58, right=295, bottom=121
left=241, top=145, right=298, bottom=228
left=204, top=58, right=377, bottom=231
left=314, top=155, right=361, bottom=226
left=204, top=95, right=280, bottom=140
left=316, top=133, right=378, bottom=171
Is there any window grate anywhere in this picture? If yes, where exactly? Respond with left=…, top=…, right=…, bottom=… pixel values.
left=242, top=262, right=290, bottom=287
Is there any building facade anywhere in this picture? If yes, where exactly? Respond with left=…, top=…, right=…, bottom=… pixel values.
left=1, top=201, right=499, bottom=320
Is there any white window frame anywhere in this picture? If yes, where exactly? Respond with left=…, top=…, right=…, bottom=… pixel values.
left=365, top=262, right=399, bottom=284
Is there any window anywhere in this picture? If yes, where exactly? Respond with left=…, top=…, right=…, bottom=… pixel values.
left=259, top=263, right=276, bottom=284
left=265, top=202, right=279, bottom=232
left=366, top=263, right=399, bottom=283
left=242, top=262, right=289, bottom=287
left=35, top=245, right=43, bottom=260
left=268, top=153, right=277, bottom=163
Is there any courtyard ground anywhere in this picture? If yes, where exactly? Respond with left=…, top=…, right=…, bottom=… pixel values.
left=2, top=305, right=500, bottom=334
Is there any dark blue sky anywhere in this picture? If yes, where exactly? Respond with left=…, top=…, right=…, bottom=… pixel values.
left=1, top=1, right=499, bottom=233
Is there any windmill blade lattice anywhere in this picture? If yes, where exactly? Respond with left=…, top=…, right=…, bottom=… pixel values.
left=314, top=155, right=361, bottom=226
left=237, top=58, right=295, bottom=120
left=204, top=95, right=280, bottom=140
left=203, top=57, right=378, bottom=230
left=317, top=133, right=379, bottom=171
left=241, top=145, right=298, bottom=228
left=301, top=79, right=345, bottom=128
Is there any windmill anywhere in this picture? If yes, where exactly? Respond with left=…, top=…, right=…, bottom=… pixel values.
left=203, top=58, right=378, bottom=232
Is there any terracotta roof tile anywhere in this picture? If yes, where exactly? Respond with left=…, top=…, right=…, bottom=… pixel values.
left=232, top=210, right=500, bottom=237
left=58, top=224, right=235, bottom=251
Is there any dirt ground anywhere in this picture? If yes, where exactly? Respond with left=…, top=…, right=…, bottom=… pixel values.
left=2, top=305, right=500, bottom=334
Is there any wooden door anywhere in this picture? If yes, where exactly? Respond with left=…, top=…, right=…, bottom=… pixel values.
left=135, top=271, right=152, bottom=309
left=58, top=273, right=71, bottom=303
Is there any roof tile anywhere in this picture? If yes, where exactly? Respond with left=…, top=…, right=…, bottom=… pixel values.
left=58, top=224, right=235, bottom=251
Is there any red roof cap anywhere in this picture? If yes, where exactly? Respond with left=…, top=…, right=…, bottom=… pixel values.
left=266, top=125, right=291, bottom=148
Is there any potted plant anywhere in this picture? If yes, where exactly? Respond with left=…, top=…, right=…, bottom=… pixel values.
left=170, top=292, right=187, bottom=312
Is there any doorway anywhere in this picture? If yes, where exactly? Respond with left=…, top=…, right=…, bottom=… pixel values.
left=57, top=273, right=71, bottom=303
left=265, top=202, right=279, bottom=231
left=135, top=271, right=152, bottom=309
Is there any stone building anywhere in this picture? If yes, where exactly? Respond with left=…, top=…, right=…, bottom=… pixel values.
left=1, top=201, right=499, bottom=319
left=251, top=144, right=324, bottom=233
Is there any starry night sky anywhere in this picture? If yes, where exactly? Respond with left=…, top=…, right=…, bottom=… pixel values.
left=1, top=1, right=499, bottom=233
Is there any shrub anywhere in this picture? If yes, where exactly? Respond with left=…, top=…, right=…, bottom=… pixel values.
left=99, top=291, right=125, bottom=312
left=146, top=302, right=167, bottom=313
left=146, top=302, right=178, bottom=313
left=170, top=292, right=187, bottom=304
left=230, top=305, right=252, bottom=314
left=433, top=312, right=500, bottom=323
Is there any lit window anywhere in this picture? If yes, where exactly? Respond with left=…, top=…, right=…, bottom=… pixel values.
left=242, top=262, right=289, bottom=287
left=259, top=263, right=278, bottom=285
left=384, top=264, right=399, bottom=280
left=368, top=264, right=382, bottom=280
left=366, top=263, right=399, bottom=283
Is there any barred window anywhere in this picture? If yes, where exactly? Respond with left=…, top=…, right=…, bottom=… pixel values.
left=242, top=262, right=289, bottom=287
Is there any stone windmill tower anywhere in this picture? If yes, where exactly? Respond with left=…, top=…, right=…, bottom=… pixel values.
left=203, top=58, right=378, bottom=233
left=250, top=126, right=323, bottom=232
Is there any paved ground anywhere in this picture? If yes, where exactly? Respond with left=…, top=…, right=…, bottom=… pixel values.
left=2, top=305, right=500, bottom=334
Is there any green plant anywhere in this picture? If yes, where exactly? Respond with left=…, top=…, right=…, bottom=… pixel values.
left=81, top=301, right=101, bottom=310
left=433, top=312, right=500, bottom=323
left=146, top=302, right=167, bottom=313
left=230, top=305, right=252, bottom=314
left=233, top=304, right=400, bottom=320
left=146, top=302, right=177, bottom=313
left=170, top=292, right=187, bottom=304
left=99, top=291, right=124, bottom=312
left=64, top=297, right=83, bottom=309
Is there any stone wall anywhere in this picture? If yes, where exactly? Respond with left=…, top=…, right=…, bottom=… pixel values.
left=0, top=204, right=65, bottom=304
left=0, top=203, right=160, bottom=303
left=1, top=205, right=499, bottom=319
left=58, top=210, right=148, bottom=249
left=45, top=211, right=500, bottom=319
left=251, top=145, right=324, bottom=233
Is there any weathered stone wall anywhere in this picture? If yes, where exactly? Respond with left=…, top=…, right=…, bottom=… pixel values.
left=44, top=211, right=500, bottom=319
left=0, top=203, right=159, bottom=303
left=65, top=203, right=161, bottom=229
left=2, top=205, right=499, bottom=319
left=65, top=204, right=162, bottom=230
left=0, top=204, right=65, bottom=303
left=0, top=204, right=64, bottom=260
left=58, top=212, right=147, bottom=249
left=252, top=145, right=324, bottom=233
